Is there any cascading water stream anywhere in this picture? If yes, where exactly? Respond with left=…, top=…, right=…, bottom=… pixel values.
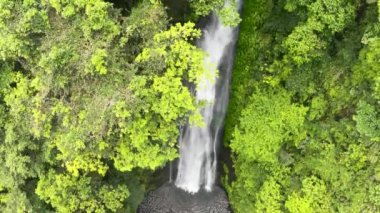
left=175, top=0, right=242, bottom=194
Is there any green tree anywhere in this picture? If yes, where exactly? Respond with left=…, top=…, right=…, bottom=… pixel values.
left=0, top=0, right=210, bottom=211
left=285, top=176, right=332, bottom=213
left=225, top=0, right=380, bottom=212
left=230, top=88, right=307, bottom=164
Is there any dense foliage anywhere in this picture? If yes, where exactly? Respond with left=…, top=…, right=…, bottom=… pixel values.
left=1, top=0, right=379, bottom=212
left=225, top=0, right=380, bottom=212
left=0, top=0, right=222, bottom=212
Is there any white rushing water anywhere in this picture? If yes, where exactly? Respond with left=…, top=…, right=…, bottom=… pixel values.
left=175, top=0, right=242, bottom=194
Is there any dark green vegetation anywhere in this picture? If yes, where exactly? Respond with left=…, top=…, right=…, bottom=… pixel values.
left=0, top=0, right=379, bottom=212
left=225, top=0, right=380, bottom=212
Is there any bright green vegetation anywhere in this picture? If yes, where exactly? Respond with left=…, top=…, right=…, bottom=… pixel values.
left=0, top=0, right=226, bottom=212
left=0, top=0, right=379, bottom=212
left=225, top=0, right=380, bottom=212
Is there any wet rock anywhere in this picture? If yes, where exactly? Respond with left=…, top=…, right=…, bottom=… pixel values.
left=138, top=183, right=231, bottom=213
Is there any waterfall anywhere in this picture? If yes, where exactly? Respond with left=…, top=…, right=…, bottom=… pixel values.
left=175, top=0, right=242, bottom=194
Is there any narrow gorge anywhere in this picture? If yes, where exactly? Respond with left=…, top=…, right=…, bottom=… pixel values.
left=139, top=0, right=242, bottom=212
